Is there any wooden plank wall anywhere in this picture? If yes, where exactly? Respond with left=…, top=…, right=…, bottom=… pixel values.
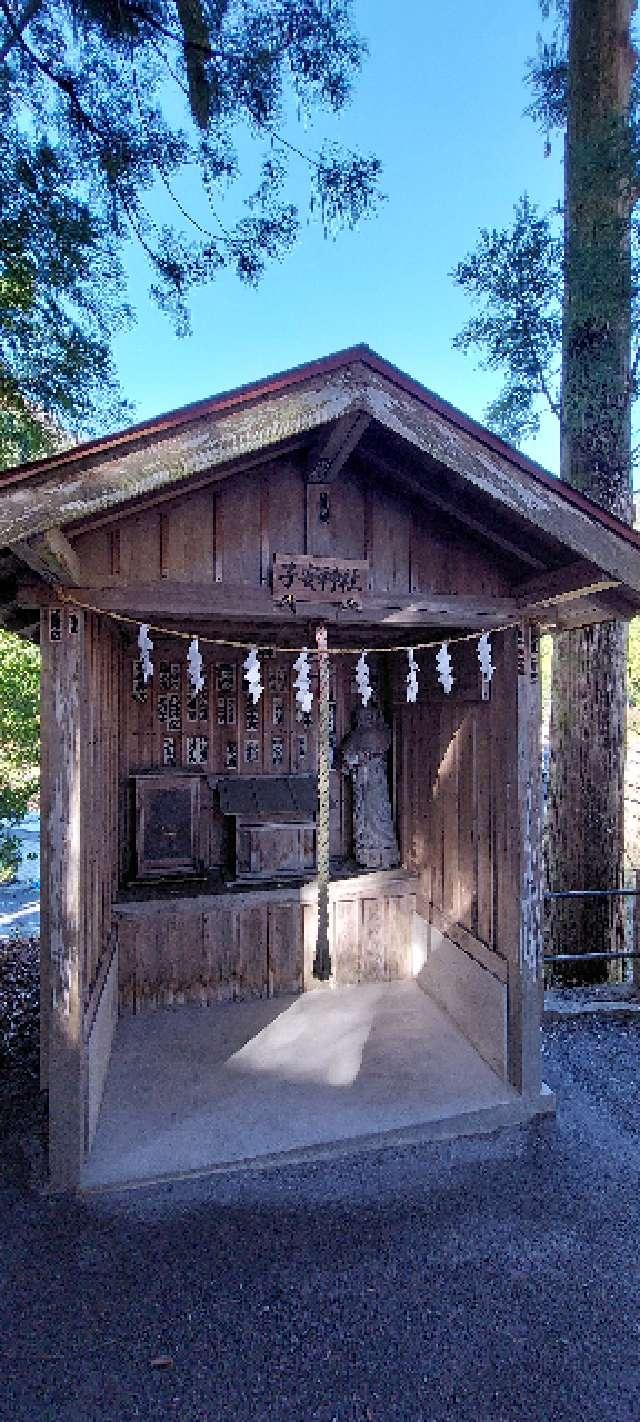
left=40, top=608, right=120, bottom=1185
left=71, top=458, right=511, bottom=598
left=83, top=613, right=121, bottom=1010
left=118, top=640, right=373, bottom=872
left=115, top=877, right=416, bottom=1010
left=394, top=633, right=520, bottom=965
left=323, top=891, right=415, bottom=987
left=117, top=899, right=302, bottom=1008
left=40, top=609, right=120, bottom=1026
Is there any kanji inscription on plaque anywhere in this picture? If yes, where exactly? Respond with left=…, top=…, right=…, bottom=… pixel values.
left=272, top=554, right=368, bottom=604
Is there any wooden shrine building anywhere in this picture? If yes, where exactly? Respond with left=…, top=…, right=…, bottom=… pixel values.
left=3, top=345, right=640, bottom=1191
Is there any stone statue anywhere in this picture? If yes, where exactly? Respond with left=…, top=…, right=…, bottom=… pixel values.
left=340, top=705, right=400, bottom=870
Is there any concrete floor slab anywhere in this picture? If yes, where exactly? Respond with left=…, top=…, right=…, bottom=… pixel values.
left=82, top=981, right=553, bottom=1189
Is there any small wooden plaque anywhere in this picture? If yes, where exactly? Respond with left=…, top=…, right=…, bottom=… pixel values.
left=272, top=553, right=368, bottom=604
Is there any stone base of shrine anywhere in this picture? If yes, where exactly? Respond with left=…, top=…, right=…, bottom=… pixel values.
left=81, top=980, right=555, bottom=1192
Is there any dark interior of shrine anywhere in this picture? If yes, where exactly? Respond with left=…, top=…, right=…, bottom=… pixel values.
left=117, top=634, right=402, bottom=901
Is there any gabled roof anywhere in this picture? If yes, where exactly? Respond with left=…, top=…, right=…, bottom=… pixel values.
left=4, top=342, right=547, bottom=487
left=0, top=343, right=634, bottom=537
left=2, top=345, right=640, bottom=601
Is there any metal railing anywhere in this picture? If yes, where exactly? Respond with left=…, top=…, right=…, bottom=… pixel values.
left=543, top=877, right=640, bottom=984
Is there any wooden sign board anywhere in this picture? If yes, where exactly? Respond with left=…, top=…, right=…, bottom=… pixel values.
left=273, top=554, right=369, bottom=605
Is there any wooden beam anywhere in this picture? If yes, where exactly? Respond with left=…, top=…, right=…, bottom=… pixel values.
left=20, top=577, right=638, bottom=635
left=313, top=624, right=331, bottom=980
left=11, top=527, right=82, bottom=585
left=414, top=489, right=546, bottom=569
left=516, top=558, right=622, bottom=613
left=365, top=594, right=519, bottom=628
left=306, top=412, right=371, bottom=483
left=510, top=621, right=544, bottom=1097
left=41, top=527, right=82, bottom=582
left=547, top=588, right=640, bottom=630
left=516, top=560, right=640, bottom=627
left=16, top=579, right=522, bottom=631
left=515, top=558, right=599, bottom=603
left=11, top=540, right=56, bottom=583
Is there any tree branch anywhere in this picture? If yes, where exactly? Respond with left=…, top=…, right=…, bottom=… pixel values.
left=129, top=53, right=240, bottom=252
left=127, top=0, right=358, bottom=173
left=0, top=0, right=43, bottom=65
left=123, top=0, right=239, bottom=65
left=0, top=0, right=103, bottom=138
left=514, top=250, right=561, bottom=417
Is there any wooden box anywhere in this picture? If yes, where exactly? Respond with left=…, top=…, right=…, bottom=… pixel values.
left=236, top=821, right=316, bottom=880
left=134, top=774, right=201, bottom=879
left=214, top=775, right=317, bottom=883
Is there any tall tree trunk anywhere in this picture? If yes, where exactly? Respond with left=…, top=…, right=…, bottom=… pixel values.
left=548, top=0, right=636, bottom=982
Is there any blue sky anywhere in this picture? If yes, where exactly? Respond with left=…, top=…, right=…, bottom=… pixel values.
left=111, top=0, right=564, bottom=473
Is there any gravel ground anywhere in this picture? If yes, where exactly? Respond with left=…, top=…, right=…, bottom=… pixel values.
left=1, top=945, right=640, bottom=1422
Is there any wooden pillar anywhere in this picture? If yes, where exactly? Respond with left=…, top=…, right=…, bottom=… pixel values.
left=40, top=606, right=87, bottom=1190
left=313, top=624, right=332, bottom=980
left=508, top=621, right=544, bottom=1096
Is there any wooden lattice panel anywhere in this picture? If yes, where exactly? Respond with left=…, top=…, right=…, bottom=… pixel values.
left=121, top=640, right=361, bottom=874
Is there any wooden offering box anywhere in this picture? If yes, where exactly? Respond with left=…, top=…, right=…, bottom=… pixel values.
left=215, top=774, right=317, bottom=883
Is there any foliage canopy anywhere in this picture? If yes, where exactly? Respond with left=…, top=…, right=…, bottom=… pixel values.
left=0, top=629, right=39, bottom=881
left=0, top=0, right=382, bottom=464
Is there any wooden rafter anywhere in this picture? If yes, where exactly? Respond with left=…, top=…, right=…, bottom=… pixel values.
left=306, top=412, right=371, bottom=484
left=360, top=449, right=547, bottom=572
left=515, top=559, right=619, bottom=607
left=11, top=527, right=82, bottom=585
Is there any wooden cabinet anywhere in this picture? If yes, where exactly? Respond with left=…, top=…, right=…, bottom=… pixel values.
left=236, top=821, right=316, bottom=880
left=134, top=774, right=201, bottom=879
left=215, top=775, right=317, bottom=883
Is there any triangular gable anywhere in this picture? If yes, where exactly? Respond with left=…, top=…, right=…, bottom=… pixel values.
left=2, top=346, right=640, bottom=603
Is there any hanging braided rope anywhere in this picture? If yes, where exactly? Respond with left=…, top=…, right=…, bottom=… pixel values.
left=313, top=624, right=332, bottom=982
left=55, top=587, right=522, bottom=656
